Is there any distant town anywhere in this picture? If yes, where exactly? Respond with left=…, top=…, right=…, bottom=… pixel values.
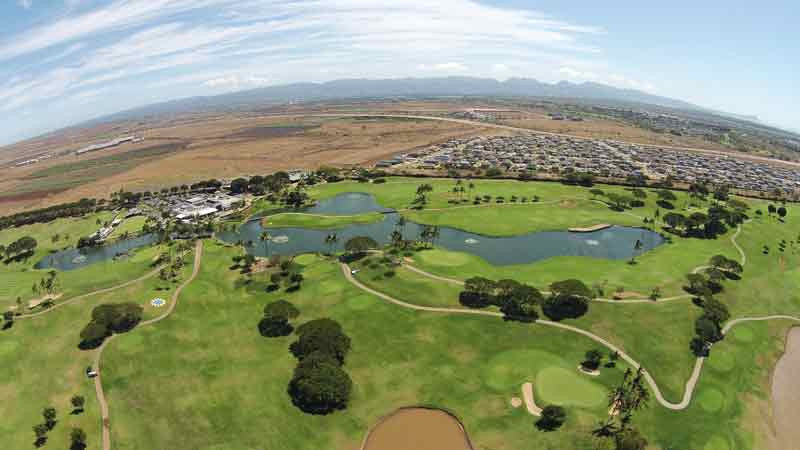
left=377, top=133, right=800, bottom=196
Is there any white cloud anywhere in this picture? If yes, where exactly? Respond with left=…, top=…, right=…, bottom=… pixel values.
left=558, top=66, right=598, bottom=80
left=558, top=66, right=655, bottom=92
left=204, top=74, right=270, bottom=90
left=418, top=62, right=468, bottom=72
left=0, top=0, right=617, bottom=142
left=18, top=0, right=33, bottom=9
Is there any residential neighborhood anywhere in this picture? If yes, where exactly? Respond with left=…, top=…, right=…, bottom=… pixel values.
left=377, top=133, right=800, bottom=195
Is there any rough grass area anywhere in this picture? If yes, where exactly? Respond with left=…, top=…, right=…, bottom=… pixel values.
left=0, top=258, right=191, bottom=450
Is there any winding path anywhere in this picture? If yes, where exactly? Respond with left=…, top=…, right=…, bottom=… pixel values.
left=341, top=262, right=800, bottom=411
left=16, top=265, right=165, bottom=319
left=92, top=240, right=203, bottom=450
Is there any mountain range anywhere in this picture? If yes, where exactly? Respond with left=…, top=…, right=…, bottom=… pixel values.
left=94, top=76, right=706, bottom=123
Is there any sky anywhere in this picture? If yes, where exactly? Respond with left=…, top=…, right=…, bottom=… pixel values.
left=0, top=0, right=797, bottom=146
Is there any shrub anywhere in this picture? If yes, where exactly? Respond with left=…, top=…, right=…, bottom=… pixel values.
left=536, top=405, right=566, bottom=431
left=288, top=360, right=352, bottom=415
left=290, top=319, right=351, bottom=364
left=79, top=303, right=143, bottom=349
left=458, top=291, right=491, bottom=308
left=549, top=279, right=593, bottom=298
left=542, top=294, right=589, bottom=321
left=264, top=300, right=300, bottom=319
left=656, top=200, right=675, bottom=210
left=259, top=316, right=294, bottom=337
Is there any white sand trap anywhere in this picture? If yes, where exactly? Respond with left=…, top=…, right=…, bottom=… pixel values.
left=578, top=365, right=601, bottom=376
left=510, top=397, right=522, bottom=408
left=522, top=382, right=542, bottom=416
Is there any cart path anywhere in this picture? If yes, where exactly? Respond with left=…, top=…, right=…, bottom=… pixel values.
left=403, top=221, right=746, bottom=304
left=341, top=262, right=800, bottom=410
left=92, top=241, right=203, bottom=450
left=16, top=265, right=165, bottom=319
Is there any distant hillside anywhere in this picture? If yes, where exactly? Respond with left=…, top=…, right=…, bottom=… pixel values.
left=92, top=76, right=702, bottom=124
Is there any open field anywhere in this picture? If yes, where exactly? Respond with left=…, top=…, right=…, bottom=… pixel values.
left=2, top=176, right=799, bottom=450
left=0, top=113, right=504, bottom=214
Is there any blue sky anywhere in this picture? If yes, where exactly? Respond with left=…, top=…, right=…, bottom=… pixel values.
left=0, top=0, right=797, bottom=146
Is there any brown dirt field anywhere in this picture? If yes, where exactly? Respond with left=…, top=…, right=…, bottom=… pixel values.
left=362, top=408, right=473, bottom=450
left=0, top=115, right=500, bottom=213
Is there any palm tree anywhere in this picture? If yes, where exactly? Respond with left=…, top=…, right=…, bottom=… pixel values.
left=260, top=231, right=272, bottom=256
left=324, top=233, right=338, bottom=256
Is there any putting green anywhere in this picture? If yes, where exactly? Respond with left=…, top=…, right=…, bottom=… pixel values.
left=483, top=349, right=563, bottom=392
left=535, top=367, right=607, bottom=408
left=697, top=387, right=725, bottom=413
left=415, top=249, right=470, bottom=267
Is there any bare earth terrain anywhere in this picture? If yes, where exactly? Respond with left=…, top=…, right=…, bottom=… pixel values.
left=770, top=327, right=800, bottom=450
left=0, top=111, right=504, bottom=213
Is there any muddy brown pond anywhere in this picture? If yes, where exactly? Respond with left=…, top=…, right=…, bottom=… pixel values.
left=362, top=408, right=473, bottom=450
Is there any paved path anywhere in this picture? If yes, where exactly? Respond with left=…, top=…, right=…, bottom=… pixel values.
left=16, top=265, right=165, bottom=319
left=92, top=241, right=203, bottom=450
left=340, top=262, right=800, bottom=410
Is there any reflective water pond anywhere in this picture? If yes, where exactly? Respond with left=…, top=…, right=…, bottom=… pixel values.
left=37, top=192, right=664, bottom=270
left=218, top=192, right=664, bottom=266
left=34, top=233, right=158, bottom=271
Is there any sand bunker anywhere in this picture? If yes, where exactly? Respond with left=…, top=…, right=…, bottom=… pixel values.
left=362, top=408, right=473, bottom=450
left=578, top=365, right=601, bottom=376
left=522, top=382, right=542, bottom=416
left=771, top=327, right=800, bottom=449
left=510, top=397, right=522, bottom=408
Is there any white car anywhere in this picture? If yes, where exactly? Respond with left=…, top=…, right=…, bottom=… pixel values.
left=350, top=269, right=360, bottom=275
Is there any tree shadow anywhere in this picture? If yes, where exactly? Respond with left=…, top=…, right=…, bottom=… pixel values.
left=34, top=437, right=47, bottom=448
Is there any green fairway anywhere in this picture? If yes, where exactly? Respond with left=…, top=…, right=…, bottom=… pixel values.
left=263, top=211, right=384, bottom=229
left=0, top=255, right=191, bottom=450
left=3, top=176, right=799, bottom=450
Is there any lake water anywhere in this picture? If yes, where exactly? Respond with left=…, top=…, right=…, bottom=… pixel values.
left=34, top=233, right=158, bottom=271
left=37, top=192, right=664, bottom=270
left=217, top=192, right=664, bottom=266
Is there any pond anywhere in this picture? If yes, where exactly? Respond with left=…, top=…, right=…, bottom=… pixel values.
left=36, top=192, right=664, bottom=270
left=361, top=408, right=473, bottom=450
left=34, top=233, right=159, bottom=271
left=217, top=192, right=664, bottom=266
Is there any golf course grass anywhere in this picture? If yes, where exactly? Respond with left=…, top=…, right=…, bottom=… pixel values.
left=2, top=176, right=799, bottom=450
